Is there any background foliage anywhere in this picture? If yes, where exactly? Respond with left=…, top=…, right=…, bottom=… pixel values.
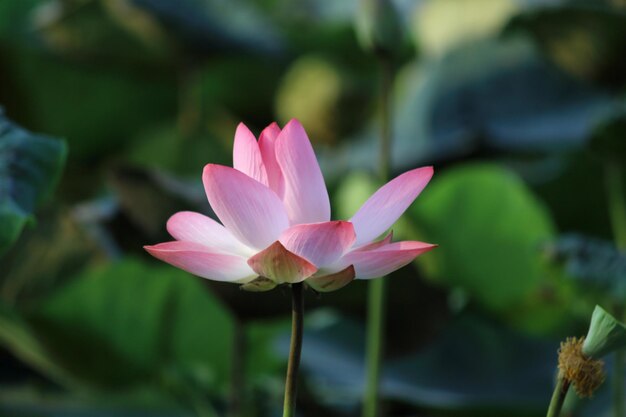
left=1, top=0, right=625, bottom=416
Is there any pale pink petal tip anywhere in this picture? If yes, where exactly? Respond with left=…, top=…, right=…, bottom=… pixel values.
left=351, top=166, right=435, bottom=247
left=202, top=164, right=289, bottom=249
left=339, top=240, right=437, bottom=279
left=144, top=241, right=256, bottom=283
left=275, top=119, right=331, bottom=224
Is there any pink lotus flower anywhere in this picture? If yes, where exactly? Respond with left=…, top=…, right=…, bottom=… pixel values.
left=145, top=120, right=436, bottom=292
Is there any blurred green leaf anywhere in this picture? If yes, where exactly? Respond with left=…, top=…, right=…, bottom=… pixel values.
left=3, top=259, right=235, bottom=392
left=0, top=45, right=177, bottom=159
left=545, top=234, right=626, bottom=301
left=0, top=110, right=66, bottom=255
left=412, top=0, right=518, bottom=56
left=130, top=0, right=283, bottom=55
left=323, top=38, right=615, bottom=178
left=0, top=0, right=42, bottom=38
left=410, top=164, right=555, bottom=310
left=506, top=5, right=626, bottom=87
left=280, top=311, right=557, bottom=414
left=590, top=109, right=626, bottom=161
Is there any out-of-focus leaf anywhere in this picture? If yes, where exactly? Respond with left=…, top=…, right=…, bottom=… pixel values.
left=545, top=234, right=626, bottom=300
left=1, top=209, right=103, bottom=304
left=0, top=303, right=77, bottom=388
left=410, top=164, right=555, bottom=311
left=589, top=109, right=626, bottom=160
left=32, top=0, right=171, bottom=66
left=0, top=385, right=193, bottom=417
left=130, top=0, right=283, bottom=55
left=506, top=5, right=626, bottom=87
left=277, top=310, right=557, bottom=414
left=3, top=259, right=235, bottom=392
left=0, top=0, right=42, bottom=37
left=321, top=38, right=615, bottom=178
left=0, top=45, right=177, bottom=159
left=412, top=0, right=518, bottom=56
left=333, top=171, right=379, bottom=220
left=0, top=110, right=66, bottom=255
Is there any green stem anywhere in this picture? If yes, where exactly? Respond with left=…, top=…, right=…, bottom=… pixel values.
left=605, top=161, right=626, bottom=417
left=282, top=283, right=304, bottom=417
left=229, top=319, right=246, bottom=417
left=605, top=161, right=626, bottom=249
left=614, top=350, right=625, bottom=417
left=546, top=375, right=571, bottom=417
left=362, top=57, right=394, bottom=417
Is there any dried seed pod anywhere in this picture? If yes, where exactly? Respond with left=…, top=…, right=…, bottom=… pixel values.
left=558, top=336, right=605, bottom=398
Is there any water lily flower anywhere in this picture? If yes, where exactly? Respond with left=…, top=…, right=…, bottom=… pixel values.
left=145, top=119, right=436, bottom=292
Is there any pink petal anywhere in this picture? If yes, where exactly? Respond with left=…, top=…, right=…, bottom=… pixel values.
left=275, top=119, right=330, bottom=224
left=258, top=122, right=285, bottom=198
left=233, top=123, right=269, bottom=186
left=307, top=265, right=355, bottom=292
left=355, top=231, right=393, bottom=251
left=203, top=164, right=290, bottom=249
left=279, top=221, right=356, bottom=267
left=338, top=241, right=437, bottom=279
left=144, top=241, right=256, bottom=283
left=351, top=167, right=434, bottom=247
left=247, top=241, right=317, bottom=284
left=167, top=211, right=254, bottom=256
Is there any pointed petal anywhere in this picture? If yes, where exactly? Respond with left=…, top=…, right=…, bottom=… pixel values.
left=275, top=119, right=330, bottom=224
left=351, top=167, right=433, bottom=246
left=355, top=231, right=393, bottom=251
left=203, top=164, right=290, bottom=250
left=279, top=221, right=356, bottom=267
left=247, top=241, right=317, bottom=284
left=233, top=123, right=269, bottom=186
left=307, top=265, right=355, bottom=292
left=167, top=211, right=254, bottom=256
left=338, top=241, right=437, bottom=279
left=258, top=122, right=285, bottom=198
left=144, top=241, right=256, bottom=283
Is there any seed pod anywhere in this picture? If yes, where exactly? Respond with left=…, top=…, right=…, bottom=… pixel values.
left=355, top=0, right=403, bottom=57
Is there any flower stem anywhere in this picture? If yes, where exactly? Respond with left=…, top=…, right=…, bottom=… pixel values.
left=546, top=375, right=571, bottom=417
left=362, top=56, right=395, bottom=417
left=605, top=160, right=626, bottom=417
left=283, top=282, right=304, bottom=417
left=229, top=318, right=246, bottom=417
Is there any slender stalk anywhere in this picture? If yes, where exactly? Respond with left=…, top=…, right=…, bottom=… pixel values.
left=546, top=375, right=571, bottom=417
left=615, top=350, right=625, bottom=417
left=605, top=160, right=626, bottom=417
left=283, top=283, right=304, bottom=417
left=362, top=57, right=394, bottom=417
left=606, top=161, right=626, bottom=249
left=229, top=319, right=246, bottom=417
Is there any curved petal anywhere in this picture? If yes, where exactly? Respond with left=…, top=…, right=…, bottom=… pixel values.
left=144, top=241, right=256, bottom=283
left=258, top=122, right=285, bottom=198
left=203, top=164, right=290, bottom=249
left=166, top=211, right=254, bottom=257
left=233, top=123, right=269, bottom=186
left=279, top=221, right=356, bottom=267
left=307, top=265, right=355, bottom=292
left=351, top=167, right=433, bottom=247
left=247, top=241, right=317, bottom=284
left=275, top=119, right=330, bottom=224
left=337, top=240, right=437, bottom=279
left=356, top=231, right=393, bottom=251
